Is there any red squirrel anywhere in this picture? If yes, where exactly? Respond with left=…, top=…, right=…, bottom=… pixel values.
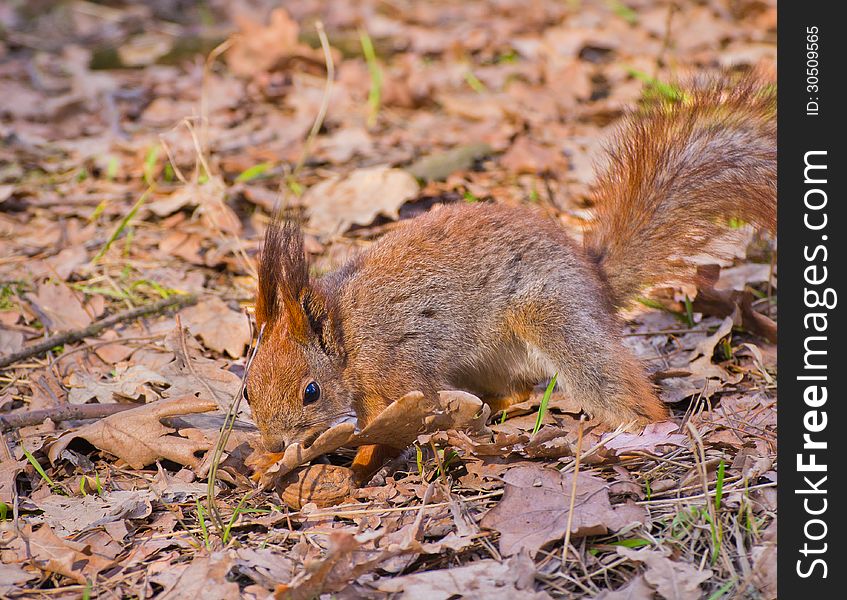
left=245, top=76, right=776, bottom=483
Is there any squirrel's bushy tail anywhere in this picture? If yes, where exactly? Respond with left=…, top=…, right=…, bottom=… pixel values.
left=584, top=74, right=776, bottom=308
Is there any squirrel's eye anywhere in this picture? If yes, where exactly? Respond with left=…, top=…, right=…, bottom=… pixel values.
left=243, top=387, right=250, bottom=404
left=303, top=381, right=321, bottom=405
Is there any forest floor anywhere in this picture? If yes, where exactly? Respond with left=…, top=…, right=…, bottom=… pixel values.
left=0, top=1, right=776, bottom=598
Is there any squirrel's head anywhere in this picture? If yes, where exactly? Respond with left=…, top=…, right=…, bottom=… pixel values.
left=246, top=221, right=354, bottom=453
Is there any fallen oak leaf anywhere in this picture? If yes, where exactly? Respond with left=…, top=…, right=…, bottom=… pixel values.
left=277, top=493, right=448, bottom=600
left=227, top=8, right=326, bottom=78
left=304, top=166, right=419, bottom=236
left=616, top=547, right=713, bottom=600
left=0, top=563, right=39, bottom=596
left=278, top=464, right=356, bottom=509
left=687, top=316, right=743, bottom=384
left=67, top=365, right=169, bottom=405
left=693, top=264, right=777, bottom=343
left=276, top=529, right=427, bottom=600
left=254, top=390, right=489, bottom=488
left=480, top=464, right=647, bottom=557
left=34, top=491, right=153, bottom=536
left=47, top=396, right=218, bottom=469
left=595, top=575, right=656, bottom=599
left=25, top=282, right=94, bottom=332
left=26, top=524, right=115, bottom=585
left=598, top=422, right=689, bottom=456
left=154, top=552, right=240, bottom=599
left=0, top=454, right=26, bottom=505
left=375, top=551, right=552, bottom=600
left=180, top=297, right=250, bottom=358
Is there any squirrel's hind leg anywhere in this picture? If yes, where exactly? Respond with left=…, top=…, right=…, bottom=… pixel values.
left=481, top=387, right=534, bottom=415
left=508, top=303, right=669, bottom=429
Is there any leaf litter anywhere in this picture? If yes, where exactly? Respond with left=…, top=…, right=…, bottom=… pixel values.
left=0, top=0, right=776, bottom=597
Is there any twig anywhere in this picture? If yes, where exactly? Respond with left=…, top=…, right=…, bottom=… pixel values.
left=562, top=415, right=586, bottom=566
left=291, top=21, right=334, bottom=181
left=0, top=294, right=197, bottom=369
left=0, top=402, right=136, bottom=430
left=205, top=320, right=263, bottom=534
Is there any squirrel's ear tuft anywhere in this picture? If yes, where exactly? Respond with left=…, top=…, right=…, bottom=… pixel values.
left=256, top=219, right=344, bottom=354
left=256, top=219, right=310, bottom=340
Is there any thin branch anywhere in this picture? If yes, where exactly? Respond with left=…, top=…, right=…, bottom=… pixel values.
left=0, top=402, right=136, bottom=430
left=0, top=294, right=197, bottom=370
left=562, top=415, right=586, bottom=566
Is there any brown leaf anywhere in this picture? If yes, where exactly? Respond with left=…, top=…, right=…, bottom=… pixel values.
left=34, top=490, right=153, bottom=536
left=375, top=551, right=552, bottom=600
left=750, top=521, right=777, bottom=599
left=304, top=166, right=420, bottom=236
left=234, top=547, right=296, bottom=592
left=693, top=267, right=777, bottom=343
left=27, top=524, right=114, bottom=584
left=155, top=552, right=240, bottom=599
left=25, top=282, right=93, bottom=331
left=180, top=297, right=250, bottom=358
left=0, top=328, right=23, bottom=357
left=227, top=8, right=324, bottom=77
left=277, top=522, right=442, bottom=600
left=617, top=547, right=713, bottom=600
left=67, top=365, right=168, bottom=404
left=688, top=316, right=743, bottom=384
left=278, top=464, right=356, bottom=509
left=44, top=246, right=88, bottom=280
left=480, top=464, right=647, bottom=557
left=47, top=396, right=218, bottom=469
left=595, top=575, right=656, bottom=599
left=0, top=454, right=25, bottom=504
left=500, top=136, right=566, bottom=174
left=599, top=422, right=689, bottom=456
left=0, top=563, right=39, bottom=596
left=256, top=390, right=489, bottom=488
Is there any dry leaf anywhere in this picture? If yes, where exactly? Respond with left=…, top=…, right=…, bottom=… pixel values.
left=275, top=530, right=390, bottom=599
left=687, top=316, right=742, bottom=384
left=500, top=136, right=566, bottom=174
left=480, top=464, right=647, bottom=557
left=27, top=524, right=115, bottom=584
left=227, top=8, right=324, bottom=77
left=47, top=396, right=218, bottom=469
left=0, top=563, right=39, bottom=596
left=304, top=166, right=419, bottom=236
left=25, top=282, right=93, bottom=331
left=180, top=297, right=250, bottom=358
left=0, top=455, right=25, bottom=504
left=35, top=491, right=153, bottom=536
left=67, top=365, right=168, bottom=404
left=376, top=551, right=552, bottom=600
left=750, top=521, right=777, bottom=599
left=617, top=547, right=713, bottom=600
left=155, top=552, right=240, bottom=599
left=45, top=246, right=88, bottom=280
left=595, top=575, right=656, bottom=599
left=278, top=525, right=440, bottom=600
left=256, top=390, right=489, bottom=487
left=599, top=422, right=689, bottom=456
left=233, top=547, right=296, bottom=592
left=278, top=464, right=355, bottom=509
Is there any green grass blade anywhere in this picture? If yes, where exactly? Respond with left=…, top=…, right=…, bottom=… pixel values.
left=533, top=373, right=558, bottom=435
left=93, top=189, right=149, bottom=263
left=359, top=28, right=382, bottom=128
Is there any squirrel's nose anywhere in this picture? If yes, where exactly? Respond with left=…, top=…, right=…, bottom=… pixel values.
left=263, top=436, right=288, bottom=454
